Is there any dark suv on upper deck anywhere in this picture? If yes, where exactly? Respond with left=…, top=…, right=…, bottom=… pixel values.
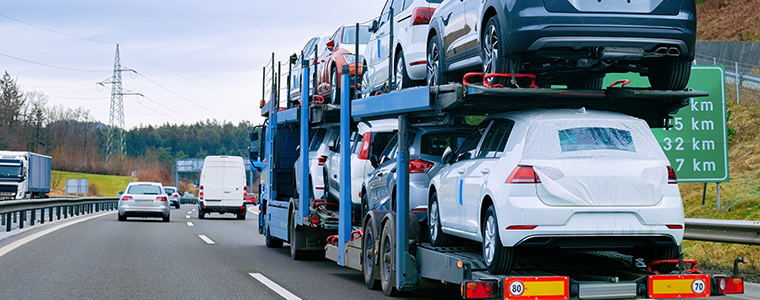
left=426, top=0, right=696, bottom=90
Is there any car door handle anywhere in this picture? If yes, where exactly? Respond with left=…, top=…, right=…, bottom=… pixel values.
left=390, top=167, right=397, bottom=173
left=480, top=168, right=490, bottom=175
left=377, top=172, right=384, bottom=177
left=457, top=169, right=465, bottom=175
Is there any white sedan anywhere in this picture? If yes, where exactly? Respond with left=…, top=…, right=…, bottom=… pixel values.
left=428, top=109, right=684, bottom=275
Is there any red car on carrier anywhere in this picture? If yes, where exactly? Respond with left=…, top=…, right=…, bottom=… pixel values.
left=244, top=193, right=257, bottom=205
left=315, top=24, right=370, bottom=104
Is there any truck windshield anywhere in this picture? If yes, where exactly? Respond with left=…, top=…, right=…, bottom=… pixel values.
left=0, top=162, right=22, bottom=178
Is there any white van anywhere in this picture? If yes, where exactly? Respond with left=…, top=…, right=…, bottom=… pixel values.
left=198, top=156, right=247, bottom=220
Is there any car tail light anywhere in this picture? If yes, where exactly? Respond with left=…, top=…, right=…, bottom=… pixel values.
left=411, top=7, right=435, bottom=26
left=358, top=132, right=372, bottom=160
left=409, top=159, right=434, bottom=173
left=156, top=196, right=168, bottom=202
left=506, top=165, right=541, bottom=183
left=716, top=277, right=744, bottom=294
left=318, top=155, right=328, bottom=165
left=172, top=193, right=179, bottom=197
left=244, top=186, right=248, bottom=192
left=121, top=195, right=133, bottom=201
left=667, top=166, right=677, bottom=184
left=461, top=280, right=495, bottom=299
left=199, top=185, right=204, bottom=200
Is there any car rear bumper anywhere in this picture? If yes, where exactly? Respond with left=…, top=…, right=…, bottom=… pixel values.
left=118, top=205, right=170, bottom=218
left=501, top=8, right=696, bottom=59
left=199, top=202, right=246, bottom=214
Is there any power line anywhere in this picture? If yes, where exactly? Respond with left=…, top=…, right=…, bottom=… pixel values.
left=136, top=73, right=224, bottom=118
left=0, top=51, right=109, bottom=73
left=126, top=95, right=181, bottom=123
left=0, top=13, right=114, bottom=44
left=120, top=46, right=246, bottom=105
left=47, top=95, right=108, bottom=100
left=139, top=94, right=194, bottom=122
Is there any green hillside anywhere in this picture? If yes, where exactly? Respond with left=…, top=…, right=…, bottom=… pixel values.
left=51, top=170, right=131, bottom=197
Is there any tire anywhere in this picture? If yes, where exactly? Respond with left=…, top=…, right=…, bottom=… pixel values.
left=482, top=16, right=508, bottom=85
left=427, top=35, right=444, bottom=86
left=237, top=212, right=246, bottom=220
left=163, top=214, right=170, bottom=222
left=361, top=192, right=370, bottom=221
left=290, top=215, right=308, bottom=260
left=265, top=226, right=283, bottom=248
left=647, top=245, right=680, bottom=274
left=647, top=57, right=691, bottom=90
left=567, top=76, right=603, bottom=89
left=483, top=205, right=514, bottom=274
left=363, top=212, right=383, bottom=290
left=394, top=50, right=411, bottom=91
left=379, top=217, right=400, bottom=296
left=118, top=214, right=126, bottom=221
left=331, top=67, right=340, bottom=104
left=198, top=210, right=205, bottom=219
left=428, top=192, right=453, bottom=246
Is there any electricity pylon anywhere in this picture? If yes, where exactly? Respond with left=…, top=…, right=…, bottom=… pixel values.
left=99, top=44, right=140, bottom=160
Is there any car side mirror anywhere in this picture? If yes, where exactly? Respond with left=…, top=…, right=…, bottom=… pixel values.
left=370, top=154, right=379, bottom=168
left=118, top=191, right=123, bottom=196
left=441, top=146, right=453, bottom=164
left=289, top=53, right=298, bottom=65
left=326, top=40, right=335, bottom=50
left=194, top=180, right=199, bottom=186
left=369, top=19, right=378, bottom=33
left=327, top=139, right=338, bottom=152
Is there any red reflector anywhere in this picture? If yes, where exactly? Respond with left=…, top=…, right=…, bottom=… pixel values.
left=409, top=159, right=434, bottom=173
left=358, top=133, right=371, bottom=160
left=318, top=155, right=328, bottom=165
left=310, top=214, right=320, bottom=224
left=506, top=225, right=538, bottom=230
left=506, top=165, right=541, bottom=183
left=411, top=7, right=435, bottom=26
left=156, top=196, right=168, bottom=202
left=120, top=196, right=132, bottom=201
left=667, top=166, right=677, bottom=184
left=461, top=281, right=495, bottom=299
left=240, top=206, right=245, bottom=210
left=409, top=61, right=426, bottom=66
left=411, top=208, right=427, bottom=212
left=667, top=224, right=683, bottom=229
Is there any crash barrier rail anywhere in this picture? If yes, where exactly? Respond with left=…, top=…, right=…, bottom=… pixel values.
left=685, top=218, right=760, bottom=245
left=694, top=53, right=760, bottom=104
left=0, top=197, right=119, bottom=233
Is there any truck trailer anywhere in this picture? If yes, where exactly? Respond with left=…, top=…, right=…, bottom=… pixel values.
left=251, top=59, right=745, bottom=299
left=0, top=151, right=52, bottom=200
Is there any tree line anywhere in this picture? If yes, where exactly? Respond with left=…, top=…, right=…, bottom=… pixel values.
left=0, top=70, right=252, bottom=183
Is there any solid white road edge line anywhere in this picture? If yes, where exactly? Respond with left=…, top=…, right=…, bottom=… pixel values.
left=248, top=205, right=259, bottom=215
left=249, top=273, right=302, bottom=300
left=187, top=222, right=194, bottom=227
left=0, top=211, right=116, bottom=258
left=198, top=235, right=215, bottom=244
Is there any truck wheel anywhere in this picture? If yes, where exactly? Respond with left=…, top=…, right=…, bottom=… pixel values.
left=428, top=192, right=453, bottom=246
left=198, top=210, right=205, bottom=219
left=379, top=216, right=400, bottom=296
left=483, top=205, right=514, bottom=274
left=265, top=226, right=283, bottom=248
left=363, top=211, right=383, bottom=290
left=290, top=215, right=308, bottom=260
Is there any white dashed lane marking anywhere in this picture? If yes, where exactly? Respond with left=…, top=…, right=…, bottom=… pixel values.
left=187, top=222, right=194, bottom=227
left=249, top=273, right=302, bottom=300
left=198, top=235, right=215, bottom=245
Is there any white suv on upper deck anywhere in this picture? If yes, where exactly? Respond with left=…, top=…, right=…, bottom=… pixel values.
left=428, top=109, right=684, bottom=275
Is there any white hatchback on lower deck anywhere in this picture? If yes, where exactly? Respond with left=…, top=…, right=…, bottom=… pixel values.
left=428, top=108, right=684, bottom=275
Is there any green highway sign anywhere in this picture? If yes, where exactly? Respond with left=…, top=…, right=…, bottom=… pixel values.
left=603, top=66, right=729, bottom=182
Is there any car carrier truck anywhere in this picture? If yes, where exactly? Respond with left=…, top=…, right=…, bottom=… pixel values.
left=0, top=151, right=51, bottom=200
left=251, top=55, right=746, bottom=298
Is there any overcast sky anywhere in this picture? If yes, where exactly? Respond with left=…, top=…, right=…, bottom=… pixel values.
left=0, top=0, right=385, bottom=129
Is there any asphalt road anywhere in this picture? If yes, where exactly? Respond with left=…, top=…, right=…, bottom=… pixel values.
left=0, top=205, right=755, bottom=300
left=0, top=205, right=460, bottom=300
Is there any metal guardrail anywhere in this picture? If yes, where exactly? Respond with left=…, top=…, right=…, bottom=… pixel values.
left=684, top=218, right=760, bottom=245
left=0, top=197, right=119, bottom=233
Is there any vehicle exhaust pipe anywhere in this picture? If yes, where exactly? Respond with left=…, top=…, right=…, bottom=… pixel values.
left=654, top=47, right=669, bottom=56
left=667, top=47, right=680, bottom=57
left=600, top=47, right=644, bottom=60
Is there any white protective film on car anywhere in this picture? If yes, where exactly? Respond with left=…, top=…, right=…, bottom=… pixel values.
left=521, top=116, right=669, bottom=206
